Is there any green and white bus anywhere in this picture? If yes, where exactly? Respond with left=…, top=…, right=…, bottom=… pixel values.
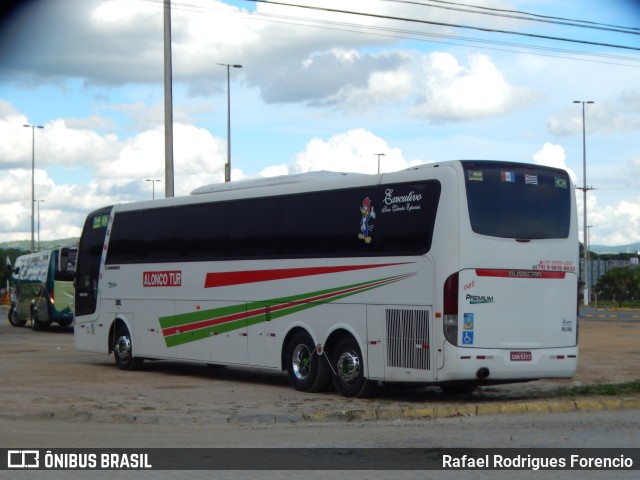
left=9, top=247, right=77, bottom=330
left=74, top=161, right=578, bottom=397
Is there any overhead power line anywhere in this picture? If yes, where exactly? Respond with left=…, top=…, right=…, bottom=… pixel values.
left=383, top=0, right=640, bottom=35
left=134, top=0, right=640, bottom=67
left=246, top=0, right=640, bottom=52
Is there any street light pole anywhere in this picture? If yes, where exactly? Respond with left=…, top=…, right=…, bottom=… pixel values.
left=146, top=179, right=161, bottom=199
left=35, top=199, right=45, bottom=251
left=374, top=153, right=386, bottom=174
left=573, top=100, right=594, bottom=306
left=23, top=124, right=44, bottom=253
left=217, top=63, right=242, bottom=182
left=163, top=0, right=175, bottom=198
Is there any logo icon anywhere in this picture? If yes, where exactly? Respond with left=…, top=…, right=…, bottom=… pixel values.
left=463, top=313, right=474, bottom=330
left=8, top=450, right=40, bottom=469
left=358, top=197, right=376, bottom=244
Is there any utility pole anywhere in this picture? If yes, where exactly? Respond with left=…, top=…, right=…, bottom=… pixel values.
left=23, top=124, right=44, bottom=252
left=374, top=153, right=385, bottom=174
left=217, top=63, right=243, bottom=182
left=164, top=0, right=174, bottom=197
left=574, top=100, right=594, bottom=306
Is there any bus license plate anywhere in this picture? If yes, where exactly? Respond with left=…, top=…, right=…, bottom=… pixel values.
left=510, top=351, right=532, bottom=361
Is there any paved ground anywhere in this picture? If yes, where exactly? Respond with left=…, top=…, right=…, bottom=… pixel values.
left=0, top=305, right=638, bottom=426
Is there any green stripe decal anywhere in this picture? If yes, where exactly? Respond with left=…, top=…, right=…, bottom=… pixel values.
left=159, top=272, right=415, bottom=347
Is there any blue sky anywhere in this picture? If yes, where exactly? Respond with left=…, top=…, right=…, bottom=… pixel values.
left=1, top=0, right=639, bottom=246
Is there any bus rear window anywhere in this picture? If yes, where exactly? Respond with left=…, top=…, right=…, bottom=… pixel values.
left=463, top=161, right=571, bottom=239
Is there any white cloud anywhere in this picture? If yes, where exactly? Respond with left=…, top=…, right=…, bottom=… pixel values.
left=258, top=48, right=409, bottom=106
left=548, top=91, right=640, bottom=136
left=0, top=102, right=232, bottom=241
left=590, top=197, right=640, bottom=247
left=531, top=142, right=577, bottom=183
left=0, top=102, right=30, bottom=166
left=305, top=51, right=414, bottom=112
left=412, top=52, right=537, bottom=121
left=0, top=168, right=97, bottom=241
left=289, top=129, right=419, bottom=174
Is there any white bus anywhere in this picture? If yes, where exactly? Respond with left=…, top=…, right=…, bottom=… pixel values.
left=74, top=160, right=578, bottom=397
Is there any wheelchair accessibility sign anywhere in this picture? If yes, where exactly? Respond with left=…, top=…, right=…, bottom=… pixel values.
left=462, top=313, right=474, bottom=345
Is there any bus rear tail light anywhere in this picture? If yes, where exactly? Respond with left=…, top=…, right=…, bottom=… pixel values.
left=49, top=290, right=54, bottom=304
left=443, top=272, right=459, bottom=346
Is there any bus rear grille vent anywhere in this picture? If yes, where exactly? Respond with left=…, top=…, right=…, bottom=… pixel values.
left=385, top=309, right=430, bottom=370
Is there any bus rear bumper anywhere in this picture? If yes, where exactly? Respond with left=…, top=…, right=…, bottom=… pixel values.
left=437, top=343, right=578, bottom=382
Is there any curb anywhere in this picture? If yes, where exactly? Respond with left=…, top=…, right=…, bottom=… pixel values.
left=304, top=395, right=640, bottom=423
left=1, top=396, right=638, bottom=426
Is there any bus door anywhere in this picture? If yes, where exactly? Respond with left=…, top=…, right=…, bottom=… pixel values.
left=75, top=208, right=112, bottom=319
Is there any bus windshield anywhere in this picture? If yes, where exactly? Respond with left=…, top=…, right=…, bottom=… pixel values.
left=462, top=161, right=571, bottom=240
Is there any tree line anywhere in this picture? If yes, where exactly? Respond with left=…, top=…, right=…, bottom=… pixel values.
left=579, top=243, right=640, bottom=306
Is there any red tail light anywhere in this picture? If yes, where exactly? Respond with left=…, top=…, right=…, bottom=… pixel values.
left=444, top=272, right=459, bottom=316
left=443, top=272, right=459, bottom=345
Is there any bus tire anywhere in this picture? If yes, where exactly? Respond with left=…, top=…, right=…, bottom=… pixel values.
left=331, top=336, right=377, bottom=398
left=31, top=309, right=45, bottom=331
left=285, top=330, right=330, bottom=393
left=8, top=306, right=26, bottom=327
left=113, top=324, right=144, bottom=371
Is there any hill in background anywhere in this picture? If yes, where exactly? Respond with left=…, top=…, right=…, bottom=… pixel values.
left=2, top=238, right=639, bottom=255
left=590, top=243, right=640, bottom=255
left=0, top=238, right=79, bottom=253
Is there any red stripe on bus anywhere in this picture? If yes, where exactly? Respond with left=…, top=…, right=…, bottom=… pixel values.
left=204, top=263, right=412, bottom=288
left=164, top=274, right=414, bottom=337
left=475, top=269, right=566, bottom=279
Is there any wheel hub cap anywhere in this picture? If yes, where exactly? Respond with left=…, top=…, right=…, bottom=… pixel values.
left=337, top=351, right=360, bottom=384
left=115, top=336, right=132, bottom=360
left=292, top=344, right=311, bottom=380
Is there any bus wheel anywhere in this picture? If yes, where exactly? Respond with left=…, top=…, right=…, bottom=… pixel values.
left=8, top=307, right=26, bottom=327
left=285, top=331, right=330, bottom=393
left=331, top=336, right=377, bottom=398
left=31, top=309, right=45, bottom=331
left=113, top=325, right=144, bottom=371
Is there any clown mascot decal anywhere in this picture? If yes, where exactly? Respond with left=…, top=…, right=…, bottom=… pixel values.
left=358, top=197, right=376, bottom=244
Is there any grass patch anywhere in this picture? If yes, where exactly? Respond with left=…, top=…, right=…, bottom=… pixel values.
left=551, top=381, right=640, bottom=397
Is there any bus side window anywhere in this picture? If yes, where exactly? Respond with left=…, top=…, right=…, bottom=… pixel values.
left=56, top=248, right=75, bottom=282
left=59, top=248, right=70, bottom=272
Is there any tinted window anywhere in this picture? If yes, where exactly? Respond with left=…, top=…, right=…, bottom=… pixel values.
left=105, top=180, right=441, bottom=264
left=75, top=208, right=111, bottom=316
left=182, top=202, right=229, bottom=261
left=463, top=161, right=571, bottom=239
left=229, top=196, right=283, bottom=257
